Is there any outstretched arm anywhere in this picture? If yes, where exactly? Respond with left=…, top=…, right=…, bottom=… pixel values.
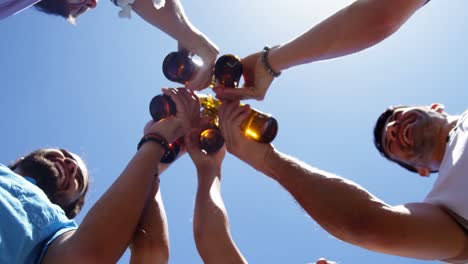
left=129, top=179, right=170, bottom=264
left=218, top=100, right=468, bottom=261
left=215, top=0, right=429, bottom=101
left=43, top=88, right=200, bottom=263
left=185, top=127, right=247, bottom=264
left=131, top=0, right=219, bottom=90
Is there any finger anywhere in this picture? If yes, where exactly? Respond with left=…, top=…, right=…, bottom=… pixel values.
left=186, top=63, right=214, bottom=91
left=173, top=88, right=193, bottom=115
left=162, top=88, right=183, bottom=114
left=218, top=100, right=238, bottom=123
left=219, top=101, right=246, bottom=134
left=213, top=86, right=257, bottom=101
left=231, top=104, right=251, bottom=127
left=185, top=128, right=200, bottom=154
left=143, top=120, right=155, bottom=134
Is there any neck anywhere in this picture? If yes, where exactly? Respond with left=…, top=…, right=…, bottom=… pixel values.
left=431, top=114, right=460, bottom=166
left=13, top=167, right=25, bottom=176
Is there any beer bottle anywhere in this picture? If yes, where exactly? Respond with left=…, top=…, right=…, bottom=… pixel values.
left=149, top=94, right=182, bottom=163
left=149, top=94, right=176, bottom=121
left=162, top=52, right=243, bottom=88
left=162, top=51, right=197, bottom=85
left=199, top=108, right=224, bottom=154
left=214, top=54, right=243, bottom=88
left=148, top=94, right=225, bottom=157
left=198, top=94, right=278, bottom=143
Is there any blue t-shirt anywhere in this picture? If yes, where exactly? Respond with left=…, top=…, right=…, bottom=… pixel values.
left=0, top=164, right=77, bottom=264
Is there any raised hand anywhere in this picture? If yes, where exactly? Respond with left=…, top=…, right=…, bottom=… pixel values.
left=144, top=87, right=200, bottom=142
left=213, top=51, right=274, bottom=101
left=181, top=38, right=219, bottom=91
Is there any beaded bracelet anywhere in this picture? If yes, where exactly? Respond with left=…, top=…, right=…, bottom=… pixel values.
left=261, top=46, right=281, bottom=78
left=137, top=133, right=170, bottom=153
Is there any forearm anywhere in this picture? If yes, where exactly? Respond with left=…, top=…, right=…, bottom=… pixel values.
left=132, top=0, right=215, bottom=55
left=130, top=182, right=170, bottom=264
left=261, top=148, right=389, bottom=242
left=193, top=169, right=246, bottom=264
left=268, top=0, right=427, bottom=71
left=258, top=148, right=468, bottom=260
left=72, top=143, right=164, bottom=262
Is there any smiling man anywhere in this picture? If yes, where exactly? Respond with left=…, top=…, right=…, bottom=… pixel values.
left=8, top=148, right=89, bottom=218
left=0, top=148, right=89, bottom=263
left=217, top=101, right=468, bottom=263
left=0, top=87, right=201, bottom=264
left=374, top=104, right=468, bottom=234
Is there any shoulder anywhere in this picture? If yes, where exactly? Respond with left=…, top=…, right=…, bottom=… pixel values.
left=41, top=230, right=101, bottom=264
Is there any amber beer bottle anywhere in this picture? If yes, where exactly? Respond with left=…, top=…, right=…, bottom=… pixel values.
left=149, top=94, right=182, bottom=163
left=162, top=51, right=196, bottom=84
left=162, top=52, right=243, bottom=87
left=213, top=54, right=243, bottom=88
left=199, top=108, right=224, bottom=154
left=149, top=94, right=224, bottom=156
left=198, top=94, right=278, bottom=143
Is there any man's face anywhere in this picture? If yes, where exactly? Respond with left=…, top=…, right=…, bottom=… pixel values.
left=14, top=148, right=89, bottom=210
left=67, top=0, right=97, bottom=18
left=381, top=106, right=445, bottom=172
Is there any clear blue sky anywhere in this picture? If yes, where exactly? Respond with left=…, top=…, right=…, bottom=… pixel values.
left=1, top=0, right=467, bottom=263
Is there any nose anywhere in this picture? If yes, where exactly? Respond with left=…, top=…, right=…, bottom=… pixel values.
left=63, top=158, right=78, bottom=178
left=86, top=0, right=97, bottom=8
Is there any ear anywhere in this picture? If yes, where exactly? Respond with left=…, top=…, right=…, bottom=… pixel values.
left=417, top=167, right=430, bottom=177
left=430, top=103, right=445, bottom=113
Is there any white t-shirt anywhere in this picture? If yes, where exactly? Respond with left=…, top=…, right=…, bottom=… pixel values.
left=425, top=110, right=468, bottom=226
left=0, top=0, right=41, bottom=20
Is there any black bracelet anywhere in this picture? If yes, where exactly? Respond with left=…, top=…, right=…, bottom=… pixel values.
left=261, top=46, right=281, bottom=78
left=137, top=133, right=169, bottom=153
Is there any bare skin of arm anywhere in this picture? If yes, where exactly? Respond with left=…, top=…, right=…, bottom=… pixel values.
left=129, top=179, right=170, bottom=264
left=42, top=88, right=200, bottom=263
left=214, top=0, right=429, bottom=100
left=218, top=101, right=468, bottom=262
left=185, top=127, right=247, bottom=264
left=131, top=0, right=218, bottom=90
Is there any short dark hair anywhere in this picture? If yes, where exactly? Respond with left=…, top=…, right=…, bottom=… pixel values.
left=373, top=106, right=419, bottom=173
left=34, top=0, right=71, bottom=19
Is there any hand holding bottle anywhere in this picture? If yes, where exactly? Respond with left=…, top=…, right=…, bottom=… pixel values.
left=218, top=100, right=274, bottom=172
left=213, top=51, right=274, bottom=101
left=145, top=87, right=200, bottom=144
left=185, top=124, right=226, bottom=173
left=163, top=52, right=243, bottom=90
left=149, top=91, right=224, bottom=158
left=177, top=36, right=219, bottom=91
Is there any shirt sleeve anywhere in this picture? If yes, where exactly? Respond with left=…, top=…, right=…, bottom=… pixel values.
left=36, top=226, right=77, bottom=264
left=0, top=0, right=41, bottom=20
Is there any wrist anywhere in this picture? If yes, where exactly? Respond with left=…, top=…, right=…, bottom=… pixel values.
left=181, top=29, right=219, bottom=60
left=196, top=165, right=221, bottom=177
left=196, top=34, right=219, bottom=62
left=240, top=142, right=274, bottom=175
left=137, top=140, right=166, bottom=162
left=137, top=133, right=169, bottom=160
left=146, top=117, right=184, bottom=143
left=263, top=45, right=283, bottom=75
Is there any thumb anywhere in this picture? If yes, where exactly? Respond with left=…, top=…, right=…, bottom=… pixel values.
left=184, top=128, right=200, bottom=153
